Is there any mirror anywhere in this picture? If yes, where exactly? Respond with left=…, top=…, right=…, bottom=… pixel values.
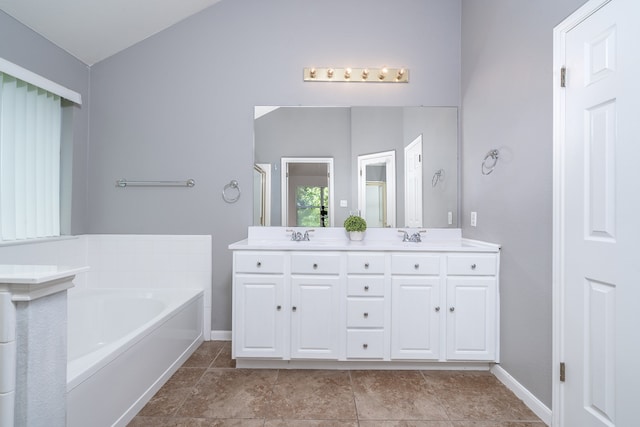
left=254, top=106, right=458, bottom=228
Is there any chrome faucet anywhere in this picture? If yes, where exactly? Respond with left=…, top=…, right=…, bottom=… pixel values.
left=398, top=229, right=427, bottom=242
left=286, top=229, right=315, bottom=241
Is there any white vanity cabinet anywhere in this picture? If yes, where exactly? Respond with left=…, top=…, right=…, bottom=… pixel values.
left=230, top=229, right=500, bottom=368
left=445, top=254, right=499, bottom=361
left=390, top=254, right=442, bottom=360
left=233, top=252, right=286, bottom=358
left=290, top=253, right=341, bottom=359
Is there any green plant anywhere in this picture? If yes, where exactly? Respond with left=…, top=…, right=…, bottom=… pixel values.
left=343, top=215, right=367, bottom=232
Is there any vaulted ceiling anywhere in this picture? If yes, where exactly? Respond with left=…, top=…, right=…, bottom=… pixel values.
left=0, top=0, right=223, bottom=65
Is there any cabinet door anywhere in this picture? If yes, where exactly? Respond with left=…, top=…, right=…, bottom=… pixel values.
left=234, top=275, right=285, bottom=358
left=290, top=276, right=340, bottom=359
left=446, top=277, right=496, bottom=361
left=391, top=276, right=441, bottom=360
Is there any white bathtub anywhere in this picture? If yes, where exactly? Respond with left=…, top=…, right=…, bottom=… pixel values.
left=66, top=288, right=204, bottom=427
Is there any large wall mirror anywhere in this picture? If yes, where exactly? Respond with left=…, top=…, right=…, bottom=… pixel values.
left=254, top=106, right=458, bottom=228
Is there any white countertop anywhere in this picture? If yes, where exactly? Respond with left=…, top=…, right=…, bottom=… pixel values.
left=229, top=227, right=500, bottom=253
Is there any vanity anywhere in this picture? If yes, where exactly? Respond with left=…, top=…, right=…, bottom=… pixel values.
left=229, top=227, right=500, bottom=369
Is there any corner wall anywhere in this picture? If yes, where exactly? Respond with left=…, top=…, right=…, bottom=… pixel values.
left=460, top=0, right=587, bottom=407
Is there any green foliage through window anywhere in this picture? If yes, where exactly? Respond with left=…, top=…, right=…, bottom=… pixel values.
left=296, top=186, right=329, bottom=227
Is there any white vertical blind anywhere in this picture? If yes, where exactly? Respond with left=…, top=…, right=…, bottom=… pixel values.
left=0, top=72, right=61, bottom=241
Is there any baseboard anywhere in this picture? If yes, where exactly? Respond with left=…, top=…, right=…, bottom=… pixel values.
left=491, top=365, right=552, bottom=426
left=210, top=330, right=231, bottom=341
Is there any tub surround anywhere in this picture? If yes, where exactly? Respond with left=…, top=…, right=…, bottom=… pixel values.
left=230, top=227, right=500, bottom=369
left=0, top=265, right=87, bottom=427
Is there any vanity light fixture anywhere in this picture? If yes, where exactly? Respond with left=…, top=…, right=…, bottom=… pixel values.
left=303, top=66, right=409, bottom=83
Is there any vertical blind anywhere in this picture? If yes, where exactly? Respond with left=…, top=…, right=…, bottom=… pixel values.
left=0, top=72, right=62, bottom=241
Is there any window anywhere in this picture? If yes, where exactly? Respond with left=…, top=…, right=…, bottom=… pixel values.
left=0, top=58, right=81, bottom=243
left=295, top=185, right=330, bottom=227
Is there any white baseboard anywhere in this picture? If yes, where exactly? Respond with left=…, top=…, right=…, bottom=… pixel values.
left=491, top=365, right=552, bottom=426
left=210, top=330, right=231, bottom=341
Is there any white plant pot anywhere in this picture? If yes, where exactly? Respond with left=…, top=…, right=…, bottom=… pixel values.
left=349, top=231, right=365, bottom=241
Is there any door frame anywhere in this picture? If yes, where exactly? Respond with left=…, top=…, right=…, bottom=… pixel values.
left=552, top=1, right=612, bottom=425
left=357, top=150, right=396, bottom=228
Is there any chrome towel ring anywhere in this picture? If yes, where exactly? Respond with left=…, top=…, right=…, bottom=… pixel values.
left=222, top=180, right=241, bottom=203
left=481, top=149, right=500, bottom=175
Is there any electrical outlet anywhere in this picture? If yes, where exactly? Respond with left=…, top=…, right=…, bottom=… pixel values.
left=471, top=211, right=477, bottom=227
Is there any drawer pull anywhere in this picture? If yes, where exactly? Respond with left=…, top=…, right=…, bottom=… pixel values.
left=471, top=263, right=477, bottom=270
left=292, top=306, right=297, bottom=312
left=364, top=262, right=370, bottom=269
left=363, top=312, right=369, bottom=318
left=256, top=261, right=262, bottom=268
left=414, top=263, right=420, bottom=269
left=277, top=305, right=282, bottom=311
left=313, top=263, right=318, bottom=269
left=362, top=343, right=368, bottom=349
left=364, top=285, right=370, bottom=291
left=449, top=307, right=455, bottom=312
left=435, top=306, right=440, bottom=312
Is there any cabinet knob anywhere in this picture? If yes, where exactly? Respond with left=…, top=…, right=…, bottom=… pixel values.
left=414, top=263, right=420, bottom=269
left=277, top=305, right=282, bottom=311
left=363, top=312, right=369, bottom=318
left=364, top=263, right=370, bottom=269
left=362, top=343, right=368, bottom=349
left=256, top=261, right=262, bottom=267
left=292, top=306, right=297, bottom=312
left=313, top=263, right=318, bottom=269
left=364, top=285, right=370, bottom=291
left=449, top=307, right=455, bottom=312
left=435, top=306, right=440, bottom=312
left=471, top=263, right=477, bottom=270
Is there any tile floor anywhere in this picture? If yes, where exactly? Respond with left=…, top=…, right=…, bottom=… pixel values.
left=128, top=341, right=545, bottom=427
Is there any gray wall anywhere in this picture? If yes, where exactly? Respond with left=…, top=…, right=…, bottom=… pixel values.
left=87, top=0, right=462, bottom=332
left=0, top=11, right=90, bottom=235
left=460, top=0, right=587, bottom=408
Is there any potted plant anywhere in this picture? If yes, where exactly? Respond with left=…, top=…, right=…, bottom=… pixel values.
left=344, top=215, right=367, bottom=241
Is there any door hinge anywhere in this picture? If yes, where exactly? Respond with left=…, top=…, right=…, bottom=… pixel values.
left=560, top=67, right=566, bottom=88
left=560, top=362, right=566, bottom=382
left=418, top=154, right=422, bottom=162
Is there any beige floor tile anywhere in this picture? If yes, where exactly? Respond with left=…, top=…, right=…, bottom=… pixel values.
left=359, top=421, right=454, bottom=427
left=266, top=370, right=357, bottom=420
left=211, top=342, right=236, bottom=368
left=176, top=369, right=278, bottom=419
left=351, top=371, right=449, bottom=421
left=265, top=420, right=358, bottom=426
left=129, top=417, right=264, bottom=426
left=182, top=341, right=227, bottom=368
left=138, top=367, right=207, bottom=417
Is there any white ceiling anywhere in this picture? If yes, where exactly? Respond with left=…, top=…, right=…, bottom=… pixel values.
left=0, top=0, right=223, bottom=66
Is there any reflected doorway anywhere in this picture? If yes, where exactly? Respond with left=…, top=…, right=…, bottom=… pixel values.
left=281, top=157, right=334, bottom=227
left=357, top=150, right=396, bottom=228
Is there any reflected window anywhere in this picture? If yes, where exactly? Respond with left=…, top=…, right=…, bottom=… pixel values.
left=295, top=186, right=329, bottom=227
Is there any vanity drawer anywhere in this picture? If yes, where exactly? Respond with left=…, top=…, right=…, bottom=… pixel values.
left=347, top=330, right=385, bottom=359
left=347, top=253, right=386, bottom=274
left=391, top=254, right=441, bottom=275
left=447, top=254, right=497, bottom=276
left=347, top=276, right=385, bottom=297
left=291, top=253, right=341, bottom=275
left=347, top=298, right=385, bottom=328
left=234, top=252, right=285, bottom=274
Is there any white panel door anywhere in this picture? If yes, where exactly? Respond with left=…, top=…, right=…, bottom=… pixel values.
left=234, top=275, right=285, bottom=358
left=391, top=276, right=440, bottom=360
left=290, top=276, right=340, bottom=359
left=555, top=0, right=640, bottom=425
left=445, top=278, right=496, bottom=361
left=404, top=135, right=423, bottom=228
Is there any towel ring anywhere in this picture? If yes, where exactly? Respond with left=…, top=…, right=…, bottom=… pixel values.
left=481, top=149, right=500, bottom=175
left=222, top=180, right=241, bottom=203
left=432, top=169, right=444, bottom=187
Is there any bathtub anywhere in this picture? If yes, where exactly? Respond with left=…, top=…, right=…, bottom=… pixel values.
left=66, top=288, right=204, bottom=427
